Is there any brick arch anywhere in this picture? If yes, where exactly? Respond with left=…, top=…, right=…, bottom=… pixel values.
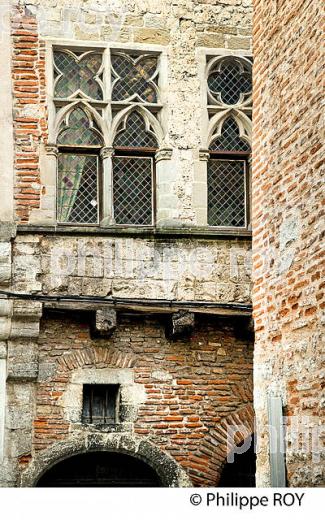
left=57, top=347, right=136, bottom=374
left=187, top=402, right=255, bottom=486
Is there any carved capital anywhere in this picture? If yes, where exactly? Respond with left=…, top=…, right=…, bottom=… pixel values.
left=155, top=148, right=173, bottom=163
left=100, top=146, right=115, bottom=160
left=199, top=149, right=210, bottom=161
left=45, top=144, right=58, bottom=157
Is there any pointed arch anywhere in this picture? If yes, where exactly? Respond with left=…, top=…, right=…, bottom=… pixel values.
left=110, top=105, right=164, bottom=148
left=207, top=109, right=252, bottom=149
left=52, top=101, right=108, bottom=145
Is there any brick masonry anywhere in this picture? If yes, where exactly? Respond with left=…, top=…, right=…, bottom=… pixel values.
left=0, top=0, right=256, bottom=487
left=252, top=0, right=324, bottom=486
left=29, top=312, right=253, bottom=487
left=12, top=7, right=47, bottom=223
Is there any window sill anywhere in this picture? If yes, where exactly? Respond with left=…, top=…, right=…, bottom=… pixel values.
left=17, top=224, right=252, bottom=240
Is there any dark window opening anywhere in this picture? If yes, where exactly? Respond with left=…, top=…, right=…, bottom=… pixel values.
left=82, top=384, right=120, bottom=425
left=218, top=435, right=256, bottom=487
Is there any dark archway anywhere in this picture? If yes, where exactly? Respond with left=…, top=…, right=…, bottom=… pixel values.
left=36, top=451, right=162, bottom=487
left=218, top=435, right=256, bottom=487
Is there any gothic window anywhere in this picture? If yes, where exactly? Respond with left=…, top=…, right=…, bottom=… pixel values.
left=208, top=117, right=250, bottom=228
left=54, top=50, right=103, bottom=100
left=52, top=47, right=162, bottom=226
left=56, top=107, right=103, bottom=224
left=113, top=111, right=158, bottom=225
left=206, top=55, right=252, bottom=229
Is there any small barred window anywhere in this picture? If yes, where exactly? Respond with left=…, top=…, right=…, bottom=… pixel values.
left=82, top=385, right=120, bottom=425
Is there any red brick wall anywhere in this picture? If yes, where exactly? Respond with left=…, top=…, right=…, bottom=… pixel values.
left=252, top=0, right=324, bottom=486
left=11, top=7, right=47, bottom=222
left=31, top=313, right=253, bottom=487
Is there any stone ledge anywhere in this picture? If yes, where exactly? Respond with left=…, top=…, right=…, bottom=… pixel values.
left=16, top=224, right=252, bottom=240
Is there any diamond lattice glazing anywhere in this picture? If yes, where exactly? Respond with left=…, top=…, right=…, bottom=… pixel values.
left=208, top=159, right=246, bottom=227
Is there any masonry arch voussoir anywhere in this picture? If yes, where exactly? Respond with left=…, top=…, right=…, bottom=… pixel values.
left=57, top=347, right=136, bottom=374
left=198, top=403, right=255, bottom=486
left=19, top=434, right=192, bottom=488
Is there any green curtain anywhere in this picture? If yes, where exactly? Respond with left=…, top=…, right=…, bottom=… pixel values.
left=57, top=154, right=86, bottom=222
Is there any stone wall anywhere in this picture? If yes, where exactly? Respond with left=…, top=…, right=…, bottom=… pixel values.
left=6, top=311, right=253, bottom=487
left=12, top=233, right=252, bottom=303
left=10, top=0, right=253, bottom=225
left=252, top=0, right=324, bottom=486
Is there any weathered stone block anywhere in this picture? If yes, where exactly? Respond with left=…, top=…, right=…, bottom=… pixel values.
left=134, top=28, right=169, bottom=44
left=91, top=309, right=117, bottom=338
left=166, top=311, right=195, bottom=340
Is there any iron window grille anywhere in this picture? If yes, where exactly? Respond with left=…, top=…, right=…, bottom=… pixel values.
left=82, top=384, right=120, bottom=425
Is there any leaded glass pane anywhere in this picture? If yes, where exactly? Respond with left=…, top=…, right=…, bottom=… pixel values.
left=111, top=53, right=158, bottom=103
left=114, top=112, right=158, bottom=148
left=208, top=159, right=246, bottom=227
left=208, top=59, right=252, bottom=105
left=57, top=154, right=98, bottom=224
left=54, top=51, right=103, bottom=100
left=210, top=118, right=250, bottom=152
left=113, top=156, right=153, bottom=225
left=57, top=108, right=102, bottom=146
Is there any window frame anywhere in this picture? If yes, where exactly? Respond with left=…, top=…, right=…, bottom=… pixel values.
left=46, top=42, right=165, bottom=228
left=82, top=384, right=121, bottom=425
left=203, top=50, right=253, bottom=232
left=112, top=148, right=157, bottom=227
left=207, top=151, right=250, bottom=230
left=56, top=145, right=102, bottom=226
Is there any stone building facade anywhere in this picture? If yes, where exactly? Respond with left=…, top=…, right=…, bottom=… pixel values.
left=0, top=0, right=255, bottom=487
left=252, top=0, right=324, bottom=487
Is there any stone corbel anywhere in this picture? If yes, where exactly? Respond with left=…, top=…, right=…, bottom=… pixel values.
left=166, top=311, right=195, bottom=340
left=199, top=149, right=210, bottom=162
left=155, top=148, right=173, bottom=163
left=45, top=144, right=58, bottom=157
left=91, top=308, right=117, bottom=338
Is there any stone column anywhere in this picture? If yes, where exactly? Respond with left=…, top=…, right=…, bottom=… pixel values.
left=194, top=150, right=209, bottom=226
left=100, top=146, right=115, bottom=226
left=155, top=148, right=176, bottom=226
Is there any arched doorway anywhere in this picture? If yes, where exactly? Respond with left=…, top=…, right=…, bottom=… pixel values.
left=218, top=435, right=256, bottom=487
left=36, top=451, right=162, bottom=487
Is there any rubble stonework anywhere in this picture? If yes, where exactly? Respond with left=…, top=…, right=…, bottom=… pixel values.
left=252, top=0, right=324, bottom=486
